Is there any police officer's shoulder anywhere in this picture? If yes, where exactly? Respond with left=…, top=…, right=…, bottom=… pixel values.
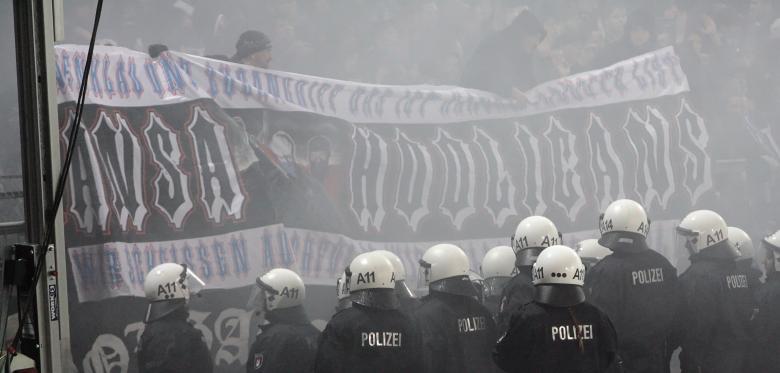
left=640, top=247, right=676, bottom=267
left=679, top=262, right=722, bottom=288
left=414, top=295, right=448, bottom=315
left=259, top=322, right=301, bottom=339
left=328, top=305, right=362, bottom=323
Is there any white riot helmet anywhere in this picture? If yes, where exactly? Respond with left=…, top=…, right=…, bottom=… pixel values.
left=676, top=210, right=732, bottom=257
left=763, top=229, right=780, bottom=273
left=511, top=216, right=562, bottom=267
left=480, top=246, right=516, bottom=298
left=349, top=252, right=399, bottom=309
left=374, top=250, right=415, bottom=299
left=256, top=268, right=305, bottom=312
left=728, top=227, right=754, bottom=260
left=419, top=243, right=475, bottom=297
left=599, top=199, right=650, bottom=250
left=335, top=270, right=351, bottom=311
left=531, top=245, right=586, bottom=307
left=143, top=263, right=205, bottom=322
left=577, top=239, right=612, bottom=269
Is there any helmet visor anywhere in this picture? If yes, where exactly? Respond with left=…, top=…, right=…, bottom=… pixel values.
left=417, top=259, right=432, bottom=290
left=176, top=264, right=206, bottom=298
left=676, top=226, right=699, bottom=255
left=484, top=276, right=511, bottom=298
left=246, top=286, right=268, bottom=312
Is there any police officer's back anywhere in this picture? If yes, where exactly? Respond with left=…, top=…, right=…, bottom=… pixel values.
left=247, top=268, right=319, bottom=373
left=576, top=239, right=611, bottom=271
left=414, top=243, right=499, bottom=373
left=137, top=263, right=213, bottom=373
left=497, top=216, right=562, bottom=333
left=675, top=210, right=753, bottom=373
left=584, top=199, right=678, bottom=373
left=494, top=245, right=618, bottom=373
left=315, top=252, right=423, bottom=373
left=746, top=230, right=780, bottom=371
left=480, top=246, right=516, bottom=318
left=374, top=250, right=421, bottom=314
left=730, top=226, right=764, bottom=297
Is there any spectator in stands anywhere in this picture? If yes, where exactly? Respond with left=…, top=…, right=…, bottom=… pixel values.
left=232, top=30, right=273, bottom=68
left=461, top=9, right=547, bottom=98
left=592, top=7, right=656, bottom=68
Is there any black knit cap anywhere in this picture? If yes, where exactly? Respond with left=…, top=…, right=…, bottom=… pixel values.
left=507, top=9, right=547, bottom=41
left=233, top=30, right=272, bottom=62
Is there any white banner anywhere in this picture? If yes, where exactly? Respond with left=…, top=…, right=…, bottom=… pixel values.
left=54, top=44, right=688, bottom=124
left=68, top=221, right=681, bottom=302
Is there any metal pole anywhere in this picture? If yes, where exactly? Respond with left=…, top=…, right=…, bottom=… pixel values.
left=12, top=0, right=67, bottom=371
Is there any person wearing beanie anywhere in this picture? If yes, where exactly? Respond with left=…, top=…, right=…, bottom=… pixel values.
left=461, top=9, right=547, bottom=98
left=233, top=30, right=273, bottom=68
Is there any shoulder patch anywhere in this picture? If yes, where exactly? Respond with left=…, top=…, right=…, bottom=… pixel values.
left=254, top=353, right=264, bottom=370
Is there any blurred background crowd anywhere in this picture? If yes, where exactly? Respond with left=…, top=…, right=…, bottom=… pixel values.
left=1, top=0, right=780, bottom=224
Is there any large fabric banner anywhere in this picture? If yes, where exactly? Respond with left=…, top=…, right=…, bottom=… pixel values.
left=57, top=44, right=713, bottom=372
left=56, top=44, right=709, bottom=302
left=55, top=45, right=687, bottom=123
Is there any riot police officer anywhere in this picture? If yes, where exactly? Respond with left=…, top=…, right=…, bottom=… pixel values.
left=335, top=269, right=351, bottom=312
left=576, top=239, right=611, bottom=270
left=747, top=229, right=780, bottom=370
left=584, top=199, right=678, bottom=373
left=137, top=263, right=213, bottom=373
left=374, top=250, right=420, bottom=313
left=414, top=243, right=499, bottom=373
left=247, top=268, right=320, bottom=373
left=497, top=216, right=562, bottom=332
left=676, top=210, right=753, bottom=373
left=315, top=252, right=423, bottom=373
left=480, top=245, right=516, bottom=318
left=729, top=226, right=763, bottom=292
left=494, top=245, right=618, bottom=372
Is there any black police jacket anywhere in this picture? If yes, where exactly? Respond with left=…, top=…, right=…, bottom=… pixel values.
left=414, top=291, right=499, bottom=373
left=137, top=308, right=213, bottom=373
left=736, top=258, right=764, bottom=303
left=677, top=246, right=753, bottom=373
left=247, top=306, right=320, bottom=373
left=314, top=303, right=423, bottom=373
left=494, top=300, right=618, bottom=373
left=746, top=271, right=780, bottom=371
left=496, top=266, right=534, bottom=333
left=584, top=246, right=679, bottom=372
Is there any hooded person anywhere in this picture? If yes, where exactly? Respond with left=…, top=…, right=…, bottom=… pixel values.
left=373, top=250, right=419, bottom=313
left=137, top=263, right=212, bottom=373
left=497, top=216, right=562, bottom=333
left=413, top=244, right=499, bottom=373
left=675, top=210, right=754, bottom=373
left=583, top=199, right=678, bottom=373
left=314, top=252, right=423, bottom=373
left=461, top=9, right=547, bottom=98
left=480, top=245, right=516, bottom=318
left=729, top=226, right=764, bottom=293
left=494, top=245, right=619, bottom=372
left=745, top=229, right=780, bottom=370
left=576, top=239, right=612, bottom=270
left=247, top=268, right=320, bottom=373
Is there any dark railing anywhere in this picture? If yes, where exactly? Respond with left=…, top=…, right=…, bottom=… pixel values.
left=0, top=221, right=26, bottom=248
